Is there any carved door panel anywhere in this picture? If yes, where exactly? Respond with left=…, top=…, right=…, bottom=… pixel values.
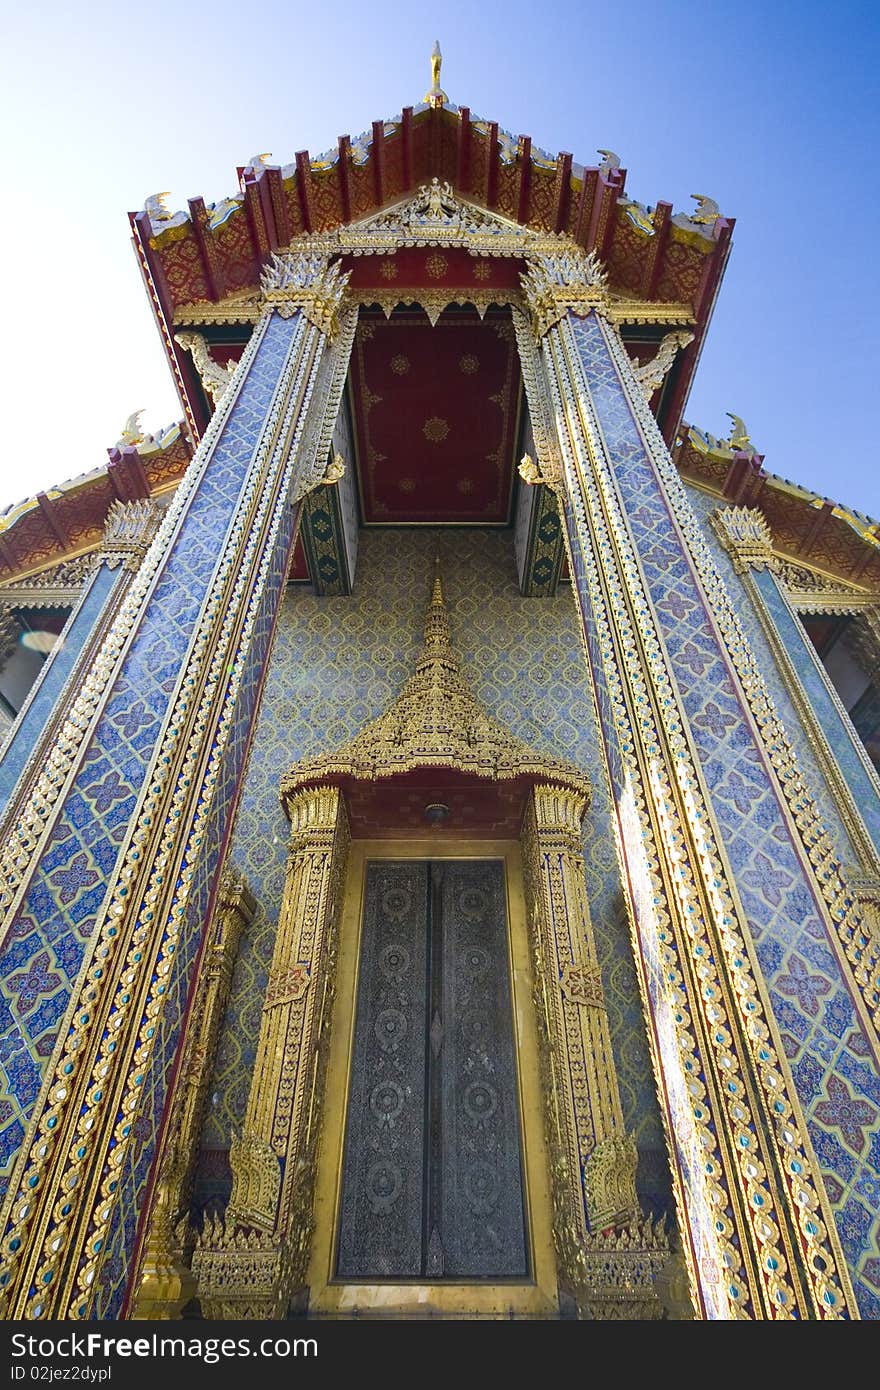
left=336, top=859, right=529, bottom=1281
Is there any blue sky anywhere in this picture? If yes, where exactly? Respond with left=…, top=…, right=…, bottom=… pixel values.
left=2, top=0, right=878, bottom=515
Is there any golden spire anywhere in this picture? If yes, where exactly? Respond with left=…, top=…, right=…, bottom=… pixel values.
left=424, top=40, right=448, bottom=107
left=280, top=560, right=590, bottom=806
left=418, top=553, right=456, bottom=673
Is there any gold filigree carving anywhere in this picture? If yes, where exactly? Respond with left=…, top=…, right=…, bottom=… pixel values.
left=357, top=289, right=510, bottom=326
left=98, top=498, right=165, bottom=573
left=578, top=1216, right=671, bottom=1320
left=292, top=181, right=579, bottom=266
left=629, top=331, right=694, bottom=398
left=194, top=1214, right=290, bottom=1321
left=260, top=253, right=351, bottom=339
left=511, top=307, right=564, bottom=496
left=520, top=250, right=610, bottom=339
left=195, top=787, right=350, bottom=1318
left=583, top=1135, right=641, bottom=1234
left=0, top=606, right=19, bottom=668
left=173, top=293, right=261, bottom=327
left=424, top=40, right=448, bottom=107
left=289, top=305, right=358, bottom=506
left=228, top=1130, right=282, bottom=1231
left=522, top=785, right=644, bottom=1266
left=0, top=555, right=95, bottom=597
left=132, top=867, right=255, bottom=1318
left=518, top=453, right=545, bottom=486
left=606, top=296, right=696, bottom=326
left=174, top=331, right=236, bottom=407
left=710, top=505, right=780, bottom=575
left=281, top=566, right=589, bottom=803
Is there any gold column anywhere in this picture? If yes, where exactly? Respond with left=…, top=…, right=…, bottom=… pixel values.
left=522, top=784, right=666, bottom=1317
left=131, top=866, right=255, bottom=1318
left=194, top=784, right=349, bottom=1319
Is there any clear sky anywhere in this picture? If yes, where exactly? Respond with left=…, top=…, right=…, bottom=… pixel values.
left=1, top=0, right=878, bottom=516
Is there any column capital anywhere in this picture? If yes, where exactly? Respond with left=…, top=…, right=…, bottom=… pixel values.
left=259, top=252, right=350, bottom=339
left=285, top=783, right=344, bottom=848
left=710, top=504, right=780, bottom=575
left=531, top=781, right=589, bottom=842
left=520, top=249, right=610, bottom=339
left=97, top=497, right=165, bottom=572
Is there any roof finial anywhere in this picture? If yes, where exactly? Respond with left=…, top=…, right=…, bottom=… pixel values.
left=425, top=40, right=448, bottom=108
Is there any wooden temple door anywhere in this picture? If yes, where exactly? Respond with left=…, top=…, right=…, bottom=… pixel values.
left=336, top=859, right=529, bottom=1281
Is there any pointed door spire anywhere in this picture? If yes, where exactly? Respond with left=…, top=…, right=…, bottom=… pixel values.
left=280, top=558, right=591, bottom=807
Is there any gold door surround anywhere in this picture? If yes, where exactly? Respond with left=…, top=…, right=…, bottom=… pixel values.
left=309, top=838, right=556, bottom=1318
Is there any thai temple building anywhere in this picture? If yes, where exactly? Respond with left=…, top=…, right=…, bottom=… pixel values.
left=0, top=48, right=879, bottom=1321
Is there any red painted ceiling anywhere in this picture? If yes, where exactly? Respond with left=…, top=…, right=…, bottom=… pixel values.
left=350, top=307, right=521, bottom=524
left=343, top=247, right=524, bottom=292
left=334, top=769, right=530, bottom=838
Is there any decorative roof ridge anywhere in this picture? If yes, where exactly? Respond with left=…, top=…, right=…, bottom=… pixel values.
left=681, top=417, right=880, bottom=545
left=280, top=560, right=590, bottom=805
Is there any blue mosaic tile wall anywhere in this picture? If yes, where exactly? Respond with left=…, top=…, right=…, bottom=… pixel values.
left=0, top=313, right=300, bottom=1202
left=97, top=495, right=299, bottom=1319
left=570, top=311, right=880, bottom=1315
left=0, top=567, right=122, bottom=815
left=198, top=527, right=671, bottom=1216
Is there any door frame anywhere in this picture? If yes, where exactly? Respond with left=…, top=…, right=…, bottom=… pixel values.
left=307, top=837, right=558, bottom=1317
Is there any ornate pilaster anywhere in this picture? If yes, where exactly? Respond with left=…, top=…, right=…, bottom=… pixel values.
left=97, top=497, right=165, bottom=572
left=0, top=501, right=163, bottom=828
left=712, top=504, right=880, bottom=877
left=522, top=784, right=666, bottom=1318
left=523, top=251, right=862, bottom=1318
left=524, top=785, right=637, bottom=1225
left=0, top=606, right=19, bottom=670
left=0, top=250, right=353, bottom=1319
left=193, top=786, right=349, bottom=1319
left=132, top=867, right=255, bottom=1318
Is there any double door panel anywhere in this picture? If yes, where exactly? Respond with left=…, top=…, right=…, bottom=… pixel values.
left=336, top=859, right=529, bottom=1280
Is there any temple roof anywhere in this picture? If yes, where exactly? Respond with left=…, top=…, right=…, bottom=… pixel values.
left=130, top=83, right=734, bottom=450
left=0, top=423, right=193, bottom=580
left=674, top=424, right=880, bottom=587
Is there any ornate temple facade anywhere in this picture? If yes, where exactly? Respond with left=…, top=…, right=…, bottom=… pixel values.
left=0, top=54, right=879, bottom=1320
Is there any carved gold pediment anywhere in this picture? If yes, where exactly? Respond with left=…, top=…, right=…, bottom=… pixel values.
left=280, top=562, right=589, bottom=808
